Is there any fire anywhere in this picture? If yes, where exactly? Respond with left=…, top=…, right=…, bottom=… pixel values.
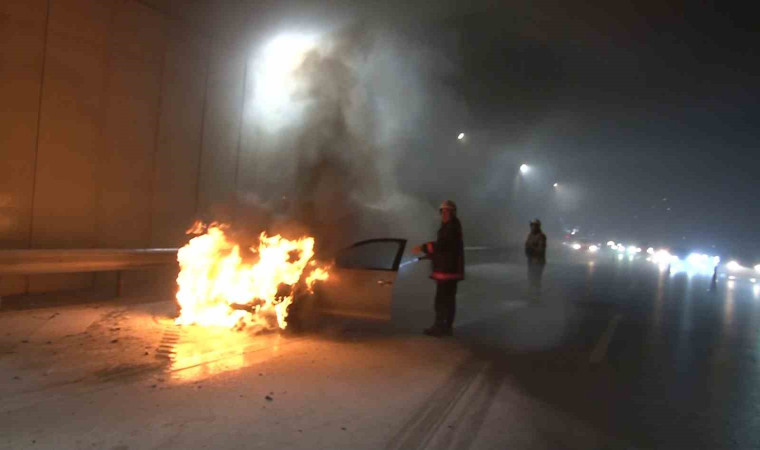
left=175, top=222, right=328, bottom=330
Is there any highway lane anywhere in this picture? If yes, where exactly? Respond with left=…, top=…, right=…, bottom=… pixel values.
left=1, top=248, right=756, bottom=448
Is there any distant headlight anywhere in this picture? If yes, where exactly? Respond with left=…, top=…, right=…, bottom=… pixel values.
left=572, top=243, right=582, bottom=250
left=588, top=245, right=599, bottom=253
left=727, top=261, right=742, bottom=271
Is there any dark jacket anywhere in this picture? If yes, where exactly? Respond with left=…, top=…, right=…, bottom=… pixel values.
left=421, top=217, right=465, bottom=281
left=525, top=231, right=547, bottom=264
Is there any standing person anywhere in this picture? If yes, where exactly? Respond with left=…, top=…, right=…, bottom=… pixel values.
left=412, top=200, right=465, bottom=337
left=525, top=219, right=547, bottom=299
left=709, top=264, right=718, bottom=292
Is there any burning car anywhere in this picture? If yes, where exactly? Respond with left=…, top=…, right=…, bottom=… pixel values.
left=286, top=238, right=407, bottom=331
left=173, top=222, right=406, bottom=333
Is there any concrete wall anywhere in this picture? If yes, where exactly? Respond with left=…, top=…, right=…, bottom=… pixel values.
left=149, top=20, right=209, bottom=248
left=0, top=0, right=49, bottom=295
left=0, top=0, right=249, bottom=296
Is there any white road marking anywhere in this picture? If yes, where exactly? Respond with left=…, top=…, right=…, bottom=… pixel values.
left=589, top=313, right=623, bottom=364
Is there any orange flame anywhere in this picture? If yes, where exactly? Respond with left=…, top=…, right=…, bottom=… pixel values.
left=185, top=220, right=207, bottom=235
left=175, top=223, right=328, bottom=330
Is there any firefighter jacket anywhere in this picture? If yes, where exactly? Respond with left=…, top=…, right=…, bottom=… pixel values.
left=421, top=217, right=465, bottom=281
left=525, top=231, right=547, bottom=264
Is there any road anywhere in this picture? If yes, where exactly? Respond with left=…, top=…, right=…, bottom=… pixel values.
left=1, top=248, right=759, bottom=449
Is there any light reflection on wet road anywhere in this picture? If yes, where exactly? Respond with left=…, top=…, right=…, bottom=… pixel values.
left=563, top=251, right=760, bottom=448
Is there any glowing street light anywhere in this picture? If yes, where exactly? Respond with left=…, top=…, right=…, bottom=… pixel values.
left=553, top=182, right=559, bottom=188
left=519, top=164, right=530, bottom=174
left=252, top=32, right=318, bottom=130
left=755, top=264, right=760, bottom=273
left=457, top=132, right=465, bottom=140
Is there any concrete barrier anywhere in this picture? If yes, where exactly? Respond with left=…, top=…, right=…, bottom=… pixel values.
left=0, top=249, right=178, bottom=305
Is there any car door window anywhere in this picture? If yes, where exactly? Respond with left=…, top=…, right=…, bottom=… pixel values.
left=335, top=239, right=406, bottom=271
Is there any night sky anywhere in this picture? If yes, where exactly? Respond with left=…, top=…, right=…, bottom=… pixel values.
left=241, top=0, right=757, bottom=261
left=397, top=0, right=757, bottom=258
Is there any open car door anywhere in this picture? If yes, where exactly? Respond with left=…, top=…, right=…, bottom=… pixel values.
left=315, top=239, right=407, bottom=321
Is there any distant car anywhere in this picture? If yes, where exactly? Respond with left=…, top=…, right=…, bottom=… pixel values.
left=564, top=239, right=601, bottom=253
left=286, top=238, right=407, bottom=330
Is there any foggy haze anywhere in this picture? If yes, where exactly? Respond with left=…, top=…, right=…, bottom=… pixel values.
left=205, top=0, right=756, bottom=261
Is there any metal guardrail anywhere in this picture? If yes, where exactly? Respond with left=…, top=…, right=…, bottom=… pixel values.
left=0, top=248, right=179, bottom=275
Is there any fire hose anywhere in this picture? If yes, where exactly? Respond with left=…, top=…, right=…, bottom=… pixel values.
left=399, top=255, right=430, bottom=268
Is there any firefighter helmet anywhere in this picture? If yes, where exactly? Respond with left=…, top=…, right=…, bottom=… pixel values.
left=439, top=200, right=457, bottom=211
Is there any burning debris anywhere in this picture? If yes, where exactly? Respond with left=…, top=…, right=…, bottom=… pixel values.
left=174, top=221, right=329, bottom=331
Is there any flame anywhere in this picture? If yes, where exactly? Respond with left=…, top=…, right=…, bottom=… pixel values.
left=185, top=220, right=207, bottom=235
left=175, top=223, right=328, bottom=330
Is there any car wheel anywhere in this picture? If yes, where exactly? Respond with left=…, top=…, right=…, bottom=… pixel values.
left=286, top=290, right=321, bottom=333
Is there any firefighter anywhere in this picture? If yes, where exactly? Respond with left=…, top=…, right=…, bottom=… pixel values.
left=412, top=200, right=465, bottom=337
left=525, top=219, right=547, bottom=299
left=709, top=264, right=718, bottom=292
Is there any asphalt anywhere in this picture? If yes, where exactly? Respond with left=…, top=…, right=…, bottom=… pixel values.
left=1, top=248, right=758, bottom=449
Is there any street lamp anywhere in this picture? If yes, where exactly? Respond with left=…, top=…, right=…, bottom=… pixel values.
left=457, top=132, right=465, bottom=140
left=553, top=182, right=558, bottom=188
left=520, top=164, right=529, bottom=174
left=252, top=32, right=318, bottom=130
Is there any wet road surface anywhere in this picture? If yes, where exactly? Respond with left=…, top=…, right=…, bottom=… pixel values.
left=1, top=248, right=758, bottom=449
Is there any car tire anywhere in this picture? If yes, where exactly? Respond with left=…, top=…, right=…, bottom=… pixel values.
left=286, top=290, right=321, bottom=334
